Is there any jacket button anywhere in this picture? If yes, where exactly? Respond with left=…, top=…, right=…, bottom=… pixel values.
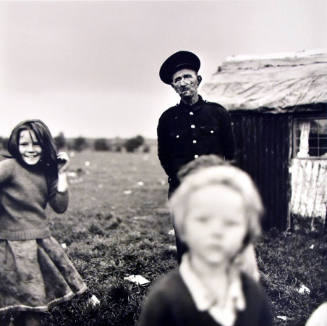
left=189, top=111, right=194, bottom=115
left=192, top=140, right=197, bottom=144
left=191, top=124, right=195, bottom=129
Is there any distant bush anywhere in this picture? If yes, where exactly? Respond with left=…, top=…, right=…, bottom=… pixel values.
left=124, top=135, right=144, bottom=153
left=94, top=138, right=111, bottom=151
left=73, top=136, right=88, bottom=152
left=54, top=132, right=66, bottom=150
left=0, top=137, right=8, bottom=151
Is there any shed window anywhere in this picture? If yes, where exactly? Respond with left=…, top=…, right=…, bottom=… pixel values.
left=294, top=118, right=327, bottom=158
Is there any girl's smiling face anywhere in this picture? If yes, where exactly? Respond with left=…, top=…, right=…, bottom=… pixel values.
left=18, top=129, right=42, bottom=166
left=183, top=184, right=247, bottom=267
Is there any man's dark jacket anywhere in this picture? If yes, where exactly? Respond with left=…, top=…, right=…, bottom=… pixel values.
left=157, top=96, right=235, bottom=193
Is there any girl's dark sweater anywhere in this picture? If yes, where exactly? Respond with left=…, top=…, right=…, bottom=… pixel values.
left=0, top=159, right=68, bottom=240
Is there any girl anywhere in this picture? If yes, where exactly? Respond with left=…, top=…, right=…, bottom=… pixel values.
left=138, top=165, right=272, bottom=326
left=0, top=120, right=87, bottom=326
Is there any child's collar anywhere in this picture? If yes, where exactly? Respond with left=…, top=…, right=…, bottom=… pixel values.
left=179, top=254, right=246, bottom=326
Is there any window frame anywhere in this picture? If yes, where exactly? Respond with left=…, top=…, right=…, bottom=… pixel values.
left=292, top=115, right=327, bottom=160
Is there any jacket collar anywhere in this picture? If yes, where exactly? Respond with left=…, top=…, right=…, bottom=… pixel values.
left=178, top=95, right=204, bottom=112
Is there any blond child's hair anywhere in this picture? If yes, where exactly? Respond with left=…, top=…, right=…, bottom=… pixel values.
left=177, top=154, right=229, bottom=181
left=169, top=165, right=264, bottom=246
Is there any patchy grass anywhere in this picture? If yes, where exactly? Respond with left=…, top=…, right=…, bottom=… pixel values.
left=257, top=228, right=327, bottom=326
left=43, top=151, right=177, bottom=326
left=1, top=151, right=326, bottom=325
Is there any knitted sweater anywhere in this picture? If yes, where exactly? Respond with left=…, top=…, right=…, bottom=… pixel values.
left=0, top=158, right=68, bottom=240
left=138, top=270, right=272, bottom=326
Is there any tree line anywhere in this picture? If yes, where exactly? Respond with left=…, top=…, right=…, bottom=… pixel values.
left=0, top=133, right=150, bottom=153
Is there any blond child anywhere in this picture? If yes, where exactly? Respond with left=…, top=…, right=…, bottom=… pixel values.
left=138, top=165, right=272, bottom=326
left=176, top=155, right=261, bottom=281
left=0, top=120, right=87, bottom=326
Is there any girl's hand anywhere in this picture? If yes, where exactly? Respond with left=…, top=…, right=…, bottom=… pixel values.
left=57, top=152, right=70, bottom=174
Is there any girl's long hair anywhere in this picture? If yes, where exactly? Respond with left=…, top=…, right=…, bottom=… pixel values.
left=7, top=119, right=58, bottom=179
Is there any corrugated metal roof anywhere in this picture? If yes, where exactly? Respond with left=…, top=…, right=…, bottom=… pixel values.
left=202, top=50, right=327, bottom=111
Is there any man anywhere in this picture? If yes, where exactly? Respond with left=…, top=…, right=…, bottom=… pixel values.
left=157, top=50, right=235, bottom=262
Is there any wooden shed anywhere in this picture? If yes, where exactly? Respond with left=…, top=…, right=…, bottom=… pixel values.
left=202, top=50, right=327, bottom=230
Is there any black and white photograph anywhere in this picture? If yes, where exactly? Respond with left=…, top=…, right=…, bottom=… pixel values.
left=0, top=1, right=327, bottom=325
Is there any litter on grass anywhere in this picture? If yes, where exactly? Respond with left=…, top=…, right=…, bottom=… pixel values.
left=133, top=215, right=151, bottom=221
left=67, top=171, right=78, bottom=178
left=168, top=245, right=176, bottom=252
left=298, top=284, right=311, bottom=295
left=310, top=244, right=315, bottom=249
left=124, top=190, right=132, bottom=195
left=124, top=275, right=150, bottom=286
left=61, top=243, right=67, bottom=249
left=88, top=294, right=101, bottom=307
left=277, top=316, right=288, bottom=321
left=137, top=181, right=144, bottom=186
left=168, top=229, right=175, bottom=236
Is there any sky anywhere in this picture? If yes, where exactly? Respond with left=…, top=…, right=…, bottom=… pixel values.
left=1, top=0, right=327, bottom=139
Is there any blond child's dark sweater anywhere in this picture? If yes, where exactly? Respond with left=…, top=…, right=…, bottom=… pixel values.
left=138, top=270, right=272, bottom=326
left=0, top=158, right=68, bottom=240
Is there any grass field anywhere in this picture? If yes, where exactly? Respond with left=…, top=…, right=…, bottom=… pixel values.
left=4, top=150, right=326, bottom=325
left=44, top=150, right=176, bottom=326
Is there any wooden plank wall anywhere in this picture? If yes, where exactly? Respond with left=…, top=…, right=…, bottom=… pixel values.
left=230, top=112, right=291, bottom=229
left=290, top=159, right=327, bottom=219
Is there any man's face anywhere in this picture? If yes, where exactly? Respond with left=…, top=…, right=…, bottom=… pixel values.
left=171, top=69, right=200, bottom=100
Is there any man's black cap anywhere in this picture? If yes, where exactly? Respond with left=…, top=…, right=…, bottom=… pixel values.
left=159, top=51, right=201, bottom=84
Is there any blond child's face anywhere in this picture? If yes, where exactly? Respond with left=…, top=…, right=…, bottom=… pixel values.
left=182, top=184, right=247, bottom=267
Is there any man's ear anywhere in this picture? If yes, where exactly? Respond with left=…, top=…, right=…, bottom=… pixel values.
left=197, top=75, right=202, bottom=85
